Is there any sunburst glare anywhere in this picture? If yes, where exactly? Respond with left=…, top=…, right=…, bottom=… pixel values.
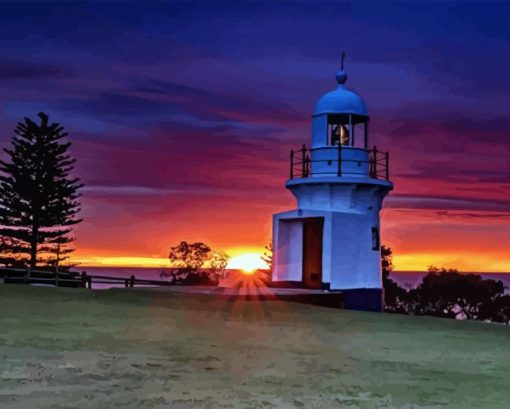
left=227, top=253, right=268, bottom=274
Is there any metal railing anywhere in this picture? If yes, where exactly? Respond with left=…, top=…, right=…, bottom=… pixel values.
left=290, top=144, right=389, bottom=180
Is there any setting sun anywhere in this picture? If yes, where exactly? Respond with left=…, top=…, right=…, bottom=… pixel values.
left=227, top=253, right=268, bottom=274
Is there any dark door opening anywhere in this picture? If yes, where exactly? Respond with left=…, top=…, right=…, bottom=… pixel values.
left=302, top=217, right=324, bottom=289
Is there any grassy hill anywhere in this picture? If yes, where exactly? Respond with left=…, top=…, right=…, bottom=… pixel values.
left=1, top=285, right=509, bottom=409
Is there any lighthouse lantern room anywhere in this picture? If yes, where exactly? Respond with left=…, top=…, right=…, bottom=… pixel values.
left=271, top=58, right=393, bottom=311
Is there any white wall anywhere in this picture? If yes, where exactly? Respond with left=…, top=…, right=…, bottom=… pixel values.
left=311, top=147, right=369, bottom=177
left=272, top=217, right=303, bottom=282
left=328, top=212, right=381, bottom=290
left=287, top=178, right=391, bottom=212
left=273, top=209, right=333, bottom=285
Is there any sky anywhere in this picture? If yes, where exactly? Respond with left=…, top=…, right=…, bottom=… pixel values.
left=0, top=1, right=509, bottom=271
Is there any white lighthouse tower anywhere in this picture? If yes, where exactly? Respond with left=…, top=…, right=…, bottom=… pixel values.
left=271, top=59, right=393, bottom=311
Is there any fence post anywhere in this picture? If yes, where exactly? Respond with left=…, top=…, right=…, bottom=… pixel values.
left=337, top=142, right=342, bottom=176
left=364, top=121, right=369, bottom=149
left=129, top=275, right=135, bottom=288
left=385, top=151, right=389, bottom=180
left=301, top=144, right=306, bottom=178
left=372, top=145, right=377, bottom=178
left=305, top=155, right=310, bottom=177
left=290, top=150, right=294, bottom=179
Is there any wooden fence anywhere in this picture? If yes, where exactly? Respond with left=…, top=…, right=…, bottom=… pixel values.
left=0, top=268, right=172, bottom=289
left=79, top=272, right=172, bottom=289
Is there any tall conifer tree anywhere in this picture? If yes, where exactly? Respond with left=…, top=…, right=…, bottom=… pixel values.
left=0, top=112, right=83, bottom=273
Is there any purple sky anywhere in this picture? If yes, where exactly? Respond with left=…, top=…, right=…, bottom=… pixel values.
left=0, top=1, right=509, bottom=270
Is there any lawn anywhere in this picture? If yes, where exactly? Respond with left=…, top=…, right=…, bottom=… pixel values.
left=0, top=285, right=509, bottom=409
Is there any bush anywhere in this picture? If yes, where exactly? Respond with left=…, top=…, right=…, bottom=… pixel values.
left=382, top=248, right=509, bottom=324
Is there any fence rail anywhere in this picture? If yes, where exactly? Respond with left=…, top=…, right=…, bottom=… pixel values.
left=0, top=268, right=172, bottom=289
left=290, top=144, right=389, bottom=180
left=80, top=272, right=173, bottom=289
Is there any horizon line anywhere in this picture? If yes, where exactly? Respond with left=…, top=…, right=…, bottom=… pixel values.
left=77, top=266, right=510, bottom=274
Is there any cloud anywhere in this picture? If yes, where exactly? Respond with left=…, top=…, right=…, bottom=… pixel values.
left=81, top=184, right=222, bottom=197
left=0, top=58, right=71, bottom=81
left=386, top=108, right=510, bottom=146
left=386, top=194, right=510, bottom=212
left=434, top=211, right=510, bottom=220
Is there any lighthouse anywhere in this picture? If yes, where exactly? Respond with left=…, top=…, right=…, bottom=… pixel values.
left=271, top=59, right=393, bottom=311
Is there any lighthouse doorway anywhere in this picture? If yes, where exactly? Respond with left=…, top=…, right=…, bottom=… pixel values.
left=302, top=217, right=324, bottom=289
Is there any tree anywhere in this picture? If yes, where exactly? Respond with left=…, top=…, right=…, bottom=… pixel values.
left=169, top=241, right=211, bottom=271
left=381, top=246, right=407, bottom=313
left=381, top=249, right=510, bottom=323
left=407, top=266, right=506, bottom=320
left=162, top=241, right=212, bottom=284
left=260, top=241, right=273, bottom=270
left=209, top=250, right=230, bottom=283
left=480, top=295, right=510, bottom=324
left=0, top=112, right=83, bottom=275
left=0, top=236, right=29, bottom=268
left=160, top=241, right=231, bottom=285
left=45, top=237, right=77, bottom=274
left=381, top=245, right=393, bottom=281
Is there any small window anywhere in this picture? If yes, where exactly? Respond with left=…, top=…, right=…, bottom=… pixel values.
left=371, top=227, right=380, bottom=251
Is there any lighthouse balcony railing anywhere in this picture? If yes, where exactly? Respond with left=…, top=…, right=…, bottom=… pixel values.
left=289, top=145, right=389, bottom=180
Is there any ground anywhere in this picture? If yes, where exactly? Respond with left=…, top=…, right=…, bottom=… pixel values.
left=1, top=285, right=509, bottom=409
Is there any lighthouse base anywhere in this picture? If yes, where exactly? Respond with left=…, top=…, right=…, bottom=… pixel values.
left=267, top=282, right=383, bottom=312
left=342, top=288, right=383, bottom=312
left=271, top=207, right=385, bottom=312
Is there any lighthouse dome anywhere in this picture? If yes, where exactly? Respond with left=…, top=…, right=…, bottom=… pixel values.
left=314, top=70, right=368, bottom=117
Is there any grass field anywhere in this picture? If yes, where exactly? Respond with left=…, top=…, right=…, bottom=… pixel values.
left=1, top=285, right=509, bottom=409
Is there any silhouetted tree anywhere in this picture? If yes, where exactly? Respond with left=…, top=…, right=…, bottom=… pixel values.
left=261, top=241, right=273, bottom=270
left=406, top=266, right=506, bottom=320
left=169, top=241, right=211, bottom=271
left=0, top=113, right=83, bottom=276
left=381, top=245, right=407, bottom=313
left=381, top=245, right=393, bottom=281
left=209, top=250, right=230, bottom=283
left=380, top=249, right=509, bottom=323
left=45, top=237, right=77, bottom=274
left=167, top=241, right=210, bottom=283
left=480, top=295, right=510, bottom=324
left=161, top=241, right=229, bottom=285
left=0, top=236, right=29, bottom=268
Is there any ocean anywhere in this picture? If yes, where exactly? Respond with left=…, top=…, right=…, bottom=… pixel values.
left=81, top=266, right=510, bottom=291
